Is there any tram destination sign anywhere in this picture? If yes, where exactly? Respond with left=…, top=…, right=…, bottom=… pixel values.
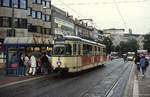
left=55, top=41, right=65, bottom=44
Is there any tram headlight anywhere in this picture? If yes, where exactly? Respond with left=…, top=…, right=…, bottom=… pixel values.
left=57, top=61, right=61, bottom=66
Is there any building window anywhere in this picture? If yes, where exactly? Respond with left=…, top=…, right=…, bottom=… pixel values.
left=37, top=11, right=42, bottom=19
left=13, top=0, right=19, bottom=8
left=18, top=19, right=27, bottom=28
left=37, top=26, right=42, bottom=33
left=28, top=8, right=32, bottom=16
left=32, top=0, right=36, bottom=3
left=3, top=0, right=10, bottom=6
left=42, top=14, right=45, bottom=21
left=0, top=17, right=2, bottom=27
left=45, top=15, right=50, bottom=21
left=44, top=28, right=51, bottom=35
left=28, top=25, right=37, bottom=32
left=37, top=0, right=42, bottom=4
left=42, top=0, right=46, bottom=6
left=0, top=17, right=11, bottom=27
left=0, top=0, right=2, bottom=6
left=13, top=18, right=18, bottom=28
left=32, top=10, right=36, bottom=18
left=46, top=1, right=50, bottom=8
left=20, top=0, right=27, bottom=9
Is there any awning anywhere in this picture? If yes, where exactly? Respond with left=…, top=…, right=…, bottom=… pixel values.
left=4, top=37, right=54, bottom=45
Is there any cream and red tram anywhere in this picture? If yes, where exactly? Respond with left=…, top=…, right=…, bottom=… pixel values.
left=52, top=36, right=107, bottom=73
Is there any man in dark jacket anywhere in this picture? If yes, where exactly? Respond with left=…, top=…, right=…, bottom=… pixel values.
left=134, top=55, right=141, bottom=72
left=40, top=52, right=49, bottom=75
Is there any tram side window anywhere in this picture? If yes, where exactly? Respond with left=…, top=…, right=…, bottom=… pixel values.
left=66, top=44, right=72, bottom=55
left=103, top=48, right=106, bottom=55
left=95, top=46, right=97, bottom=55
left=78, top=44, right=81, bottom=55
left=100, top=47, right=103, bottom=55
left=73, top=44, right=77, bottom=55
left=83, top=44, right=92, bottom=55
left=98, top=47, right=100, bottom=55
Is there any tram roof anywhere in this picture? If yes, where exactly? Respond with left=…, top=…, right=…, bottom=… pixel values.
left=64, top=36, right=106, bottom=47
left=4, top=37, right=53, bottom=45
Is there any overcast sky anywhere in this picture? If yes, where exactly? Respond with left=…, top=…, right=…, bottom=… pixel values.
left=52, top=0, right=150, bottom=34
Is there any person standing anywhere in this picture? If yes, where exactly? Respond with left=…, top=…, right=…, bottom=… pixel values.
left=11, top=52, right=18, bottom=75
left=18, top=53, right=25, bottom=76
left=29, top=53, right=37, bottom=75
left=140, top=55, right=147, bottom=77
left=40, top=52, right=49, bottom=75
left=134, top=55, right=141, bottom=76
left=24, top=53, right=30, bottom=76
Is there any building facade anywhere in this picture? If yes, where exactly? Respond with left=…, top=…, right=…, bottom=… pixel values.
left=51, top=5, right=75, bottom=36
left=0, top=0, right=52, bottom=67
left=103, top=28, right=125, bottom=46
left=74, top=19, right=94, bottom=40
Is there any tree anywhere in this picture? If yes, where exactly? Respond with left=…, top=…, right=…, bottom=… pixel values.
left=115, top=39, right=139, bottom=54
left=143, top=33, right=150, bottom=53
left=103, top=37, right=113, bottom=54
left=126, top=39, right=139, bottom=53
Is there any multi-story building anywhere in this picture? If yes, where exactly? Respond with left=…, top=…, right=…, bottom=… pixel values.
left=51, top=5, right=75, bottom=36
left=0, top=0, right=28, bottom=67
left=0, top=0, right=28, bottom=40
left=74, top=19, right=94, bottom=40
left=28, top=0, right=52, bottom=38
left=0, top=0, right=52, bottom=67
left=103, top=28, right=125, bottom=46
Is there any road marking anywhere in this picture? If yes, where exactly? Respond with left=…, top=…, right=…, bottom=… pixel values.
left=0, top=76, right=45, bottom=88
left=133, top=76, right=139, bottom=97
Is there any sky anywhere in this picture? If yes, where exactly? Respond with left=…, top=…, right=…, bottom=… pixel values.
left=52, top=0, right=150, bottom=34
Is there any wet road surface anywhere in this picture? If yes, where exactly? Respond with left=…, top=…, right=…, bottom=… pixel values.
left=0, top=59, right=133, bottom=97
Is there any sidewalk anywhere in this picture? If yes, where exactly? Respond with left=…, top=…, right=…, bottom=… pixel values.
left=124, top=62, right=150, bottom=97
left=136, top=66, right=150, bottom=97
left=0, top=69, right=45, bottom=88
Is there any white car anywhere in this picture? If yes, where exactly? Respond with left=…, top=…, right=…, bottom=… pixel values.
left=127, top=56, right=134, bottom=61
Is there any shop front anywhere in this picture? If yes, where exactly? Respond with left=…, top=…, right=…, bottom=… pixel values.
left=4, top=37, right=53, bottom=75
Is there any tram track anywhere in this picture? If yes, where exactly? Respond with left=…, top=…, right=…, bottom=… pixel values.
left=81, top=60, right=131, bottom=97
left=104, top=61, right=132, bottom=97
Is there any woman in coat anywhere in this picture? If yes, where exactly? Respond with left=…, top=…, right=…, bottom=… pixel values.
left=29, top=54, right=37, bottom=75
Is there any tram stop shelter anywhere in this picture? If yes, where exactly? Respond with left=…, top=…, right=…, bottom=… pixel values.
left=4, top=37, right=53, bottom=75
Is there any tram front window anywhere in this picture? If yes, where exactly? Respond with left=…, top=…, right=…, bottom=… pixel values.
left=53, top=46, right=65, bottom=55
left=53, top=44, right=72, bottom=55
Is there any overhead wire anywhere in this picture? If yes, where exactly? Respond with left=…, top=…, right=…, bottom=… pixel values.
left=56, top=0, right=86, bottom=18
left=54, top=0, right=150, bottom=5
left=54, top=0, right=149, bottom=30
left=113, top=0, right=128, bottom=30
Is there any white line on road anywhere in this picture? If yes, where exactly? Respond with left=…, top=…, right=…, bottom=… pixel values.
left=0, top=76, right=45, bottom=88
left=133, top=76, right=139, bottom=97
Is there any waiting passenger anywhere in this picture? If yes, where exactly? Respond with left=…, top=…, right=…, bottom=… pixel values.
left=18, top=53, right=25, bottom=76
left=24, top=53, right=30, bottom=76
left=29, top=53, right=37, bottom=76
left=40, top=52, right=49, bottom=75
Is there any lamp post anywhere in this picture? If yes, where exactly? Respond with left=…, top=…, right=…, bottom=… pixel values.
left=11, top=2, right=15, bottom=36
left=42, top=6, right=47, bottom=43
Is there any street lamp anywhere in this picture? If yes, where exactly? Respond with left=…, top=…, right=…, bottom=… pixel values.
left=11, top=2, right=15, bottom=36
left=42, top=6, right=47, bottom=43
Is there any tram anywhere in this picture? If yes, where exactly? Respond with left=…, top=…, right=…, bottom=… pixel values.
left=52, top=35, right=107, bottom=73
